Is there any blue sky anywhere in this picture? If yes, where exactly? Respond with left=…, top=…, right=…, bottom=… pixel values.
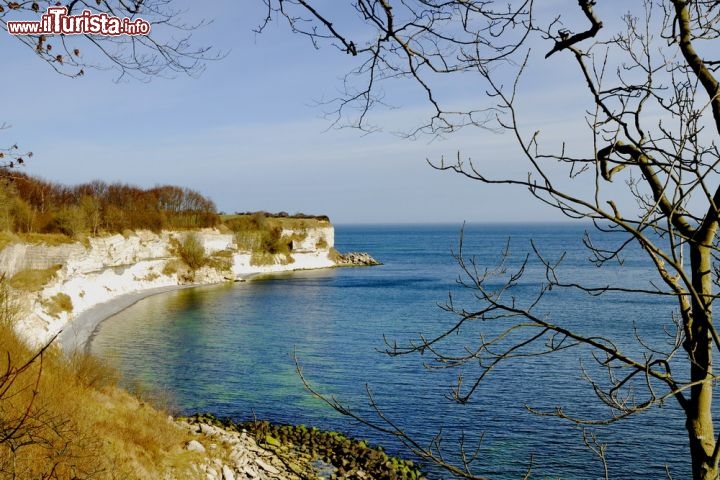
left=1, top=1, right=600, bottom=224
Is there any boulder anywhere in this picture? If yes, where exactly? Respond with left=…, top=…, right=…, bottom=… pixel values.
left=186, top=440, right=206, bottom=453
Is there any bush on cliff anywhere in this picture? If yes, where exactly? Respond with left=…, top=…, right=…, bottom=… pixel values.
left=8, top=265, right=62, bottom=292
left=176, top=233, right=208, bottom=270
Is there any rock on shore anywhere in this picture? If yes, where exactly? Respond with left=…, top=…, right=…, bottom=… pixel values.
left=180, top=415, right=426, bottom=480
left=334, top=252, right=381, bottom=266
left=180, top=417, right=310, bottom=480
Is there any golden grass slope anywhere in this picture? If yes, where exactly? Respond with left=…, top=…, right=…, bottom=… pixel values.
left=0, top=278, right=202, bottom=480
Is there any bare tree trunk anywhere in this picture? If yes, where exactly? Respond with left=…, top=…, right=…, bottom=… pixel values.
left=687, top=244, right=717, bottom=480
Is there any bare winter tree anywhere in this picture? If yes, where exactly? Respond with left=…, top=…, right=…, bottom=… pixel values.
left=0, top=131, right=30, bottom=173
left=0, top=0, right=216, bottom=177
left=1, top=0, right=213, bottom=80
left=261, top=1, right=720, bottom=479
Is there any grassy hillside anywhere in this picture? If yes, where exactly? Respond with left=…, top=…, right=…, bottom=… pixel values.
left=0, top=277, right=203, bottom=479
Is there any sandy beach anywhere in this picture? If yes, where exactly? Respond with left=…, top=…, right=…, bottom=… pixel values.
left=57, top=285, right=192, bottom=353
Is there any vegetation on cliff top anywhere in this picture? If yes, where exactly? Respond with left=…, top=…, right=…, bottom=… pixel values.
left=223, top=212, right=330, bottom=266
left=0, top=171, right=331, bottom=248
left=0, top=169, right=219, bottom=237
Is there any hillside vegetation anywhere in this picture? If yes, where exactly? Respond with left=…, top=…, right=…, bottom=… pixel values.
left=0, top=169, right=218, bottom=237
left=0, top=277, right=201, bottom=479
left=0, top=171, right=332, bottom=251
left=223, top=212, right=331, bottom=265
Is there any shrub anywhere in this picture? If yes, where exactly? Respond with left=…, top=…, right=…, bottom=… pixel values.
left=235, top=231, right=262, bottom=252
left=176, top=234, right=207, bottom=270
left=51, top=205, right=87, bottom=237
left=315, top=235, right=328, bottom=249
left=9, top=265, right=62, bottom=292
left=328, top=247, right=342, bottom=263
left=250, top=252, right=278, bottom=266
left=42, top=292, right=73, bottom=317
left=206, top=249, right=234, bottom=272
left=143, top=272, right=161, bottom=282
left=259, top=227, right=286, bottom=254
left=0, top=275, right=20, bottom=327
left=250, top=252, right=294, bottom=266
left=207, top=255, right=233, bottom=272
left=162, top=259, right=181, bottom=276
left=10, top=196, right=36, bottom=233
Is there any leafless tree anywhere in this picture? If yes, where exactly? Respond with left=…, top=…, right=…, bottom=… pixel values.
left=264, top=1, right=720, bottom=479
left=0, top=0, right=217, bottom=177
left=1, top=0, right=215, bottom=80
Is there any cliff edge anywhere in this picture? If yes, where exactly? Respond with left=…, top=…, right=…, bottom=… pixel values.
left=0, top=222, right=376, bottom=348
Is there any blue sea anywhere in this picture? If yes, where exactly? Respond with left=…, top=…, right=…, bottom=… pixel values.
left=90, top=224, right=692, bottom=479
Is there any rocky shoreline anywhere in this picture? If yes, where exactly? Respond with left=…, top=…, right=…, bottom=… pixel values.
left=179, top=416, right=301, bottom=480
left=180, top=414, right=426, bottom=480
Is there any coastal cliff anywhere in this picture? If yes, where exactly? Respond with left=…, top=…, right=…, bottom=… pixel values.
left=0, top=223, right=365, bottom=348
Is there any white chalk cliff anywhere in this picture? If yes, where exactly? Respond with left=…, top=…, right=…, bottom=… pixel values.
left=0, top=225, right=336, bottom=347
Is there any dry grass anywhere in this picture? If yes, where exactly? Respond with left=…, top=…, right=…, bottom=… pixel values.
left=207, top=254, right=233, bottom=272
left=250, top=252, right=294, bottom=266
left=143, top=271, right=161, bottom=282
left=42, top=292, right=73, bottom=317
left=234, top=231, right=263, bottom=252
left=222, top=212, right=330, bottom=231
left=0, top=322, right=199, bottom=479
left=0, top=273, right=199, bottom=479
left=315, top=236, right=329, bottom=249
left=175, top=234, right=208, bottom=270
left=208, top=249, right=235, bottom=272
left=328, top=248, right=342, bottom=263
left=19, top=232, right=77, bottom=246
left=162, top=259, right=182, bottom=276
left=0, top=231, right=19, bottom=252
left=9, top=265, right=62, bottom=292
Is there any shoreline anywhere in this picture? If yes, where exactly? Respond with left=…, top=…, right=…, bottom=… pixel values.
left=56, top=256, right=380, bottom=353
left=57, top=284, right=196, bottom=352
left=56, top=267, right=343, bottom=353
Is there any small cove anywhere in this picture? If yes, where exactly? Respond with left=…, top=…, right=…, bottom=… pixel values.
left=90, top=224, right=692, bottom=479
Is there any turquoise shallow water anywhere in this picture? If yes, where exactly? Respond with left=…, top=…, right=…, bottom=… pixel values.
left=91, top=224, right=693, bottom=478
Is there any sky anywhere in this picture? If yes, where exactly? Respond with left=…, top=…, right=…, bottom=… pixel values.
left=1, top=1, right=609, bottom=224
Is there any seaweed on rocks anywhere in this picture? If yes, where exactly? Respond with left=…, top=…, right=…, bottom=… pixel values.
left=183, top=414, right=426, bottom=480
left=241, top=420, right=426, bottom=480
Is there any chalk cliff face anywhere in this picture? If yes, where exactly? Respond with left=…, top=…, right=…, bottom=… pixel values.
left=1, top=226, right=336, bottom=346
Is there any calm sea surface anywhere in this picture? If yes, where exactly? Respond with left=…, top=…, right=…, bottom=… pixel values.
left=91, top=224, right=693, bottom=479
